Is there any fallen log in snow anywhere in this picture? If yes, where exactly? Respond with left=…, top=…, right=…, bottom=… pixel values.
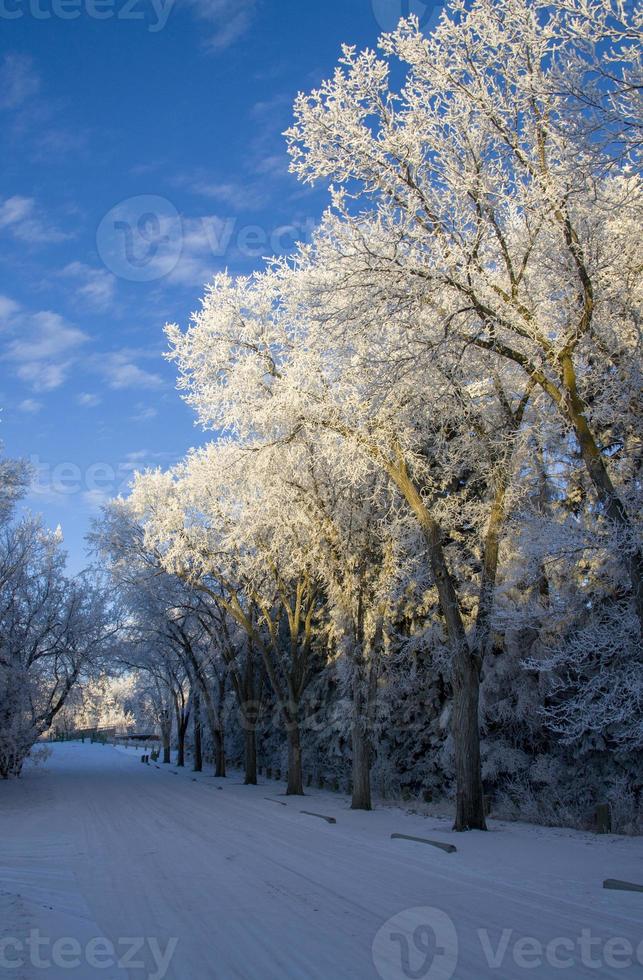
left=391, top=833, right=456, bottom=854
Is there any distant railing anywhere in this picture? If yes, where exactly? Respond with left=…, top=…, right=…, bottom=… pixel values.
left=117, top=733, right=160, bottom=742
left=49, top=726, right=159, bottom=744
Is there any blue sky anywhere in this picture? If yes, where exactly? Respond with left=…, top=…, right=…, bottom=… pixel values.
left=0, top=0, right=439, bottom=571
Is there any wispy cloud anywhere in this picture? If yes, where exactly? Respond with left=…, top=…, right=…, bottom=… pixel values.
left=131, top=403, right=159, bottom=423
left=126, top=212, right=219, bottom=287
left=93, top=351, right=164, bottom=391
left=185, top=177, right=267, bottom=211
left=0, top=295, right=21, bottom=322
left=1, top=305, right=89, bottom=392
left=0, top=53, right=92, bottom=164
left=62, top=261, right=117, bottom=311
left=82, top=488, right=112, bottom=512
left=77, top=392, right=102, bottom=408
left=0, top=195, right=69, bottom=245
left=183, top=0, right=257, bottom=51
left=0, top=53, right=40, bottom=111
left=2, top=297, right=164, bottom=397
left=18, top=398, right=43, bottom=414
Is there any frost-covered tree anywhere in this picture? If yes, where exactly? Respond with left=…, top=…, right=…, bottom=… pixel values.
left=125, top=445, right=326, bottom=796
left=161, top=0, right=640, bottom=829
left=93, top=499, right=266, bottom=778
left=92, top=0, right=641, bottom=832
left=0, top=520, right=116, bottom=777
left=285, top=0, right=642, bottom=620
left=260, top=435, right=421, bottom=810
left=165, top=246, right=539, bottom=828
left=56, top=674, right=137, bottom=736
left=0, top=445, right=30, bottom=528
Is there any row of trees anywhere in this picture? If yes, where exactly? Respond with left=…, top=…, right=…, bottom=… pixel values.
left=95, top=0, right=639, bottom=830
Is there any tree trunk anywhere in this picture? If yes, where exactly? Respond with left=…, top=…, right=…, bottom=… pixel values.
left=350, top=654, right=379, bottom=811
left=393, top=463, right=487, bottom=831
left=286, top=723, right=304, bottom=795
left=193, top=691, right=202, bottom=773
left=196, top=680, right=226, bottom=778
left=560, top=354, right=642, bottom=624
left=351, top=720, right=371, bottom=810
left=244, top=726, right=257, bottom=785
left=177, top=723, right=186, bottom=767
left=173, top=695, right=189, bottom=768
left=214, top=677, right=226, bottom=777
left=214, top=729, right=226, bottom=778
left=241, top=650, right=259, bottom=785
left=162, top=734, right=171, bottom=765
left=452, top=650, right=486, bottom=831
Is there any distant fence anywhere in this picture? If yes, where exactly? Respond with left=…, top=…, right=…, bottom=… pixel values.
left=114, top=733, right=160, bottom=744
left=49, top=727, right=159, bottom=745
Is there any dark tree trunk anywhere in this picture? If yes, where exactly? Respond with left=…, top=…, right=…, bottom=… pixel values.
left=214, top=730, right=226, bottom=777
left=350, top=655, right=378, bottom=811
left=177, top=725, right=186, bottom=767
left=286, top=723, right=304, bottom=796
left=173, top=697, right=189, bottom=768
left=351, top=720, right=372, bottom=811
left=213, top=677, right=226, bottom=777
left=240, top=651, right=259, bottom=785
left=193, top=691, right=202, bottom=773
left=196, top=679, right=226, bottom=778
left=244, top=727, right=257, bottom=785
left=452, top=650, right=486, bottom=831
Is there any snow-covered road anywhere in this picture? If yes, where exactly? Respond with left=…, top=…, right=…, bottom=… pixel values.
left=1, top=743, right=641, bottom=979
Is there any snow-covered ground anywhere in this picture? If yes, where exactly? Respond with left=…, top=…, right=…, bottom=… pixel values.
left=1, top=743, right=641, bottom=979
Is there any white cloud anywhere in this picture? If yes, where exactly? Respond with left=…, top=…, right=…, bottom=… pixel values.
left=77, top=392, right=101, bottom=408
left=131, top=404, right=158, bottom=423
left=0, top=295, right=21, bottom=323
left=0, top=53, right=40, bottom=111
left=0, top=196, right=32, bottom=226
left=0, top=195, right=69, bottom=245
left=95, top=352, right=164, bottom=390
left=1, top=310, right=89, bottom=391
left=18, top=398, right=43, bottom=414
left=120, top=448, right=175, bottom=472
left=185, top=0, right=257, bottom=51
left=82, top=488, right=111, bottom=511
left=62, top=261, right=117, bottom=311
left=133, top=213, right=219, bottom=287
left=187, top=178, right=267, bottom=211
